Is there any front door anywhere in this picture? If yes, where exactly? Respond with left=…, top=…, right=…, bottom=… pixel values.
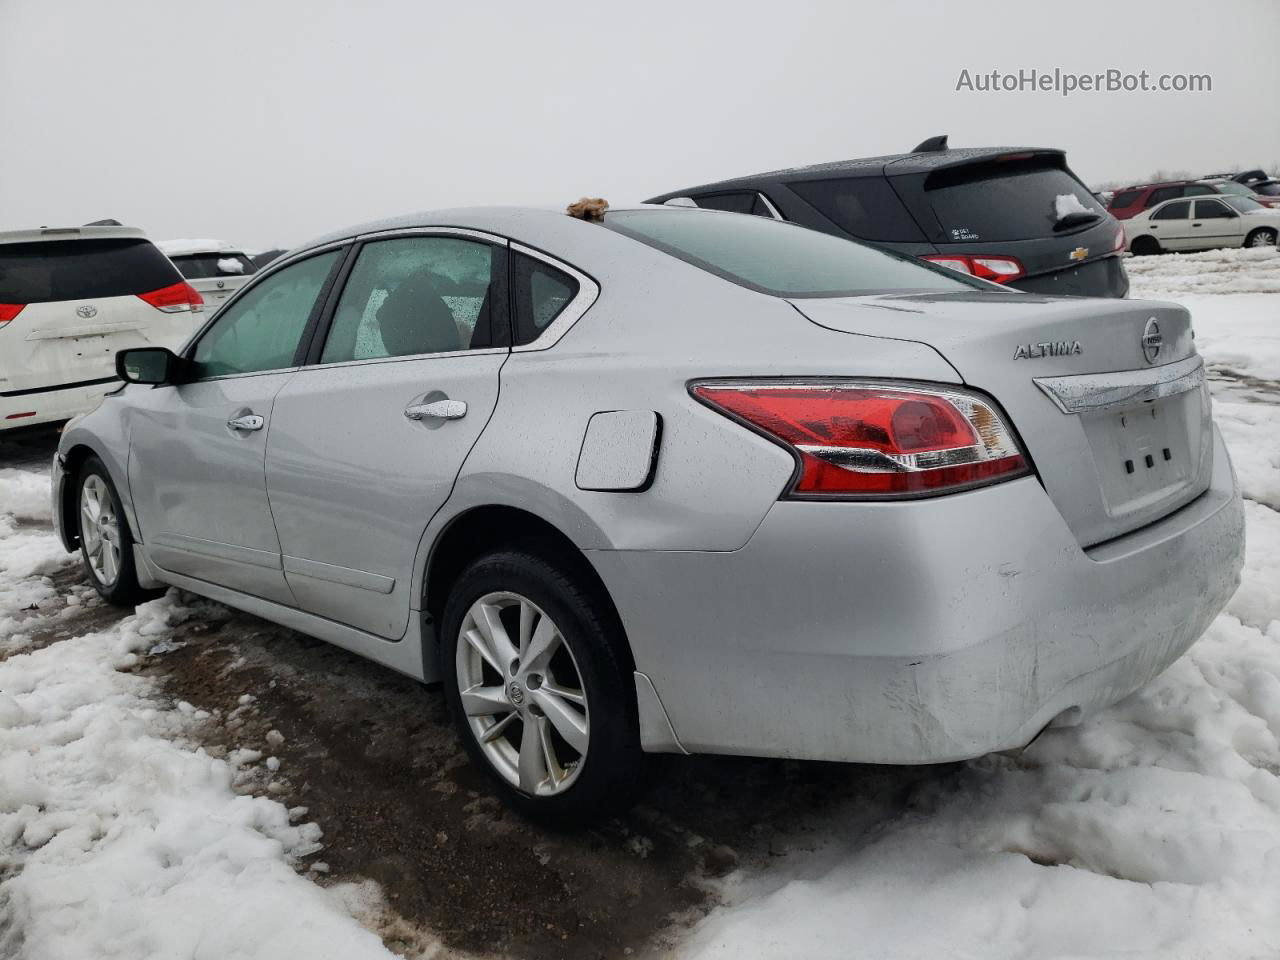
left=265, top=232, right=508, bottom=639
left=1192, top=199, right=1244, bottom=248
left=128, top=248, right=345, bottom=604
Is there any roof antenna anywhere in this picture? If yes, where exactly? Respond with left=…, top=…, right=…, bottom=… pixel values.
left=912, top=135, right=948, bottom=152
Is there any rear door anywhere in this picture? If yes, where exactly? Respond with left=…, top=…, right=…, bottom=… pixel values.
left=128, top=248, right=345, bottom=604
left=0, top=237, right=198, bottom=395
left=1148, top=200, right=1196, bottom=249
left=265, top=230, right=510, bottom=639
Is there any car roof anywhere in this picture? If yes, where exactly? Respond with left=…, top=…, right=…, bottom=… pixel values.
left=0, top=225, right=148, bottom=246
left=1114, top=180, right=1194, bottom=193
left=646, top=146, right=1065, bottom=199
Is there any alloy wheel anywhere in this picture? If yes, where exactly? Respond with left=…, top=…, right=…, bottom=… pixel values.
left=455, top=591, right=590, bottom=796
left=80, top=474, right=121, bottom=587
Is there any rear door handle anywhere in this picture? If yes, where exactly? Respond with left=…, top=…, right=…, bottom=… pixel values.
left=227, top=414, right=264, bottom=431
left=405, top=399, right=467, bottom=421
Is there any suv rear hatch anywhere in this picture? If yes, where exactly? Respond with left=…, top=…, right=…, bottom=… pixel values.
left=0, top=233, right=197, bottom=394
left=887, top=152, right=1128, bottom=297
left=791, top=292, right=1210, bottom=547
left=167, top=251, right=256, bottom=312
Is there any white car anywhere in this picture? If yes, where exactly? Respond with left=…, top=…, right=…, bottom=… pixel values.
left=157, top=239, right=258, bottom=313
left=0, top=225, right=204, bottom=431
left=1125, top=194, right=1280, bottom=255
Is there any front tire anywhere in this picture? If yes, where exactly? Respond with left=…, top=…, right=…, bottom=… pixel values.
left=439, top=546, right=643, bottom=824
left=1245, top=227, right=1278, bottom=248
left=76, top=456, right=157, bottom=606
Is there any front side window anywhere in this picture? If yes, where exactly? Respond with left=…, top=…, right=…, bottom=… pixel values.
left=1146, top=186, right=1182, bottom=207
left=604, top=209, right=984, bottom=298
left=512, top=253, right=580, bottom=346
left=1183, top=185, right=1215, bottom=197
left=1195, top=200, right=1232, bottom=219
left=191, top=250, right=340, bottom=377
left=320, top=236, right=500, bottom=364
left=1151, top=200, right=1191, bottom=221
left=1109, top=189, right=1142, bottom=208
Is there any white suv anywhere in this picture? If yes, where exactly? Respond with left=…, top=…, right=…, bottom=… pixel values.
left=158, top=239, right=257, bottom=314
left=0, top=225, right=203, bottom=431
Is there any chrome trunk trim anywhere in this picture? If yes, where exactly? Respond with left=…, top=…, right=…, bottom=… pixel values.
left=1034, top=355, right=1205, bottom=415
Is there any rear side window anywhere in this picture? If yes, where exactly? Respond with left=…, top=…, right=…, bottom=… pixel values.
left=320, top=236, right=501, bottom=363
left=512, top=253, right=580, bottom=345
left=694, top=193, right=756, bottom=215
left=0, top=238, right=181, bottom=303
left=1152, top=200, right=1191, bottom=220
left=921, top=159, right=1108, bottom=242
left=604, top=209, right=983, bottom=297
left=788, top=177, right=926, bottom=242
left=170, top=253, right=257, bottom=279
left=1110, top=189, right=1143, bottom=208
left=1146, top=186, right=1182, bottom=207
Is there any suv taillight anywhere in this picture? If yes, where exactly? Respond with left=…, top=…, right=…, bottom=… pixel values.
left=0, top=303, right=25, bottom=329
left=692, top=380, right=1030, bottom=498
left=921, top=254, right=1025, bottom=283
left=137, top=281, right=204, bottom=314
left=1113, top=224, right=1126, bottom=252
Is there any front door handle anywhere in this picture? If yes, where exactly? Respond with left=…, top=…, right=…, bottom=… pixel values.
left=405, top=399, right=467, bottom=421
left=228, top=414, right=265, bottom=431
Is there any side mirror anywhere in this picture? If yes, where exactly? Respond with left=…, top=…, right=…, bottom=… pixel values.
left=116, top=347, right=187, bottom=385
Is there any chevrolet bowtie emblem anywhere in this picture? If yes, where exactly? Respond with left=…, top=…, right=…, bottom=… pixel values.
left=1069, top=247, right=1089, bottom=262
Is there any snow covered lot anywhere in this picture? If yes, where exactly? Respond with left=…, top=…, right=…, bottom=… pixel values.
left=0, top=248, right=1276, bottom=960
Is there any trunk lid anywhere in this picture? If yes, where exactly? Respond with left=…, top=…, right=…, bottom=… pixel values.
left=790, top=291, right=1212, bottom=547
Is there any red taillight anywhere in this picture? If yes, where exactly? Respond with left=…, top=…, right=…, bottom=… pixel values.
left=921, top=254, right=1025, bottom=283
left=692, top=380, right=1030, bottom=498
left=137, top=281, right=204, bottom=314
left=0, top=303, right=25, bottom=328
left=1113, top=224, right=1126, bottom=252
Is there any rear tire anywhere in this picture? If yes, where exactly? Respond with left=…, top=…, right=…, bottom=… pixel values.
left=439, top=545, right=644, bottom=825
left=75, top=456, right=159, bottom=607
left=1245, top=227, right=1278, bottom=248
left=1130, top=235, right=1161, bottom=256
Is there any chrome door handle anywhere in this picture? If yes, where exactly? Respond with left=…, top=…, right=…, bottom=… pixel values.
left=405, top=399, right=467, bottom=421
left=227, top=414, right=265, bottom=431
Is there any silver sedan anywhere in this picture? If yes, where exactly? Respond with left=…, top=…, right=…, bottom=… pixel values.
left=52, top=206, right=1245, bottom=821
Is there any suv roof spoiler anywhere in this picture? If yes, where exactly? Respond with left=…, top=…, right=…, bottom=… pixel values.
left=0, top=225, right=147, bottom=245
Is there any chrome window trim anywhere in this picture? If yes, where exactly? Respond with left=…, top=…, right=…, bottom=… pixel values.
left=756, top=192, right=784, bottom=220
left=509, top=242, right=600, bottom=353
left=1034, top=354, right=1205, bottom=415
left=353, top=226, right=510, bottom=246
left=303, top=347, right=508, bottom=372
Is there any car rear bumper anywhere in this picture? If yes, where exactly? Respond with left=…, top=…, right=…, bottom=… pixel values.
left=592, top=425, right=1242, bottom=763
left=0, top=377, right=119, bottom=432
left=1013, top=253, right=1129, bottom=298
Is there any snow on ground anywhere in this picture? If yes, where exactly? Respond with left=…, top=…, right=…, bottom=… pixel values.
left=674, top=251, right=1280, bottom=959
left=0, top=479, right=395, bottom=957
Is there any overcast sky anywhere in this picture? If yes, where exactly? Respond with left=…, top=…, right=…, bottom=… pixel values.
left=2, top=0, right=1277, bottom=249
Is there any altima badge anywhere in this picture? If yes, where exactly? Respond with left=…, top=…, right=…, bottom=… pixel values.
left=1069, top=247, right=1089, bottom=261
left=75, top=304, right=98, bottom=319
left=1013, top=341, right=1082, bottom=360
left=1142, top=318, right=1163, bottom=364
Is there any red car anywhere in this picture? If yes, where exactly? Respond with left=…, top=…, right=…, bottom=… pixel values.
left=1107, top=180, right=1227, bottom=220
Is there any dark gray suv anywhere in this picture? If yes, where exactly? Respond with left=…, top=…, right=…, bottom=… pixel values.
left=647, top=136, right=1129, bottom=298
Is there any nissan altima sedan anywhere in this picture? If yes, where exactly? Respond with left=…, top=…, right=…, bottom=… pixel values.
left=52, top=205, right=1244, bottom=821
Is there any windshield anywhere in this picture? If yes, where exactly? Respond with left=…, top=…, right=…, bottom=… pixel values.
left=604, top=210, right=989, bottom=298
left=1213, top=182, right=1253, bottom=197
left=1225, top=196, right=1265, bottom=213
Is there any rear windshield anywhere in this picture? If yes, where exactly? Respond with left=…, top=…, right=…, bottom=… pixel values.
left=788, top=177, right=927, bottom=242
left=604, top=210, right=986, bottom=297
left=923, top=158, right=1108, bottom=243
left=0, top=238, right=181, bottom=303
left=1254, top=181, right=1280, bottom=197
left=170, top=253, right=257, bottom=279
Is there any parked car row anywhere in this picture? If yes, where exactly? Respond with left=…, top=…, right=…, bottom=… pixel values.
left=46, top=198, right=1243, bottom=821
